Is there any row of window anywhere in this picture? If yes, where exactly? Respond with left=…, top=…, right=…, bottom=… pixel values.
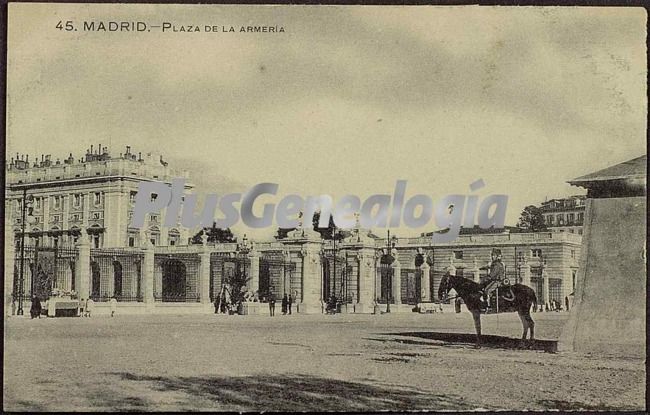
left=18, top=211, right=105, bottom=224
left=127, top=231, right=181, bottom=247
left=16, top=192, right=105, bottom=212
left=546, top=212, right=584, bottom=226
left=452, top=248, right=545, bottom=260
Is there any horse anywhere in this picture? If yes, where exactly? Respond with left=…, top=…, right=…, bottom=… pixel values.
left=438, top=274, right=537, bottom=348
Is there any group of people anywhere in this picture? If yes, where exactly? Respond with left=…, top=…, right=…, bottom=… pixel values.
left=266, top=292, right=293, bottom=316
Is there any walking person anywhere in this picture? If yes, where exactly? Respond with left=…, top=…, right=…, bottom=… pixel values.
left=268, top=291, right=276, bottom=316
left=288, top=294, right=293, bottom=315
left=110, top=296, right=118, bottom=317
left=79, top=298, right=85, bottom=317
left=281, top=293, right=288, bottom=315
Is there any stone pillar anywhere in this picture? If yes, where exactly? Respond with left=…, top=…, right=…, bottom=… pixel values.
left=542, top=269, right=550, bottom=310
left=391, top=258, right=401, bottom=305
left=249, top=250, right=260, bottom=296
left=142, top=242, right=155, bottom=309
left=420, top=262, right=431, bottom=302
left=354, top=248, right=375, bottom=313
left=200, top=250, right=211, bottom=305
left=299, top=245, right=322, bottom=313
left=521, top=262, right=531, bottom=286
left=5, top=233, right=15, bottom=317
left=76, top=240, right=90, bottom=300
left=470, top=258, right=480, bottom=283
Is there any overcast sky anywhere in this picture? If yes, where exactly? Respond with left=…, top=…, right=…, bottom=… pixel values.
left=7, top=4, right=647, bottom=240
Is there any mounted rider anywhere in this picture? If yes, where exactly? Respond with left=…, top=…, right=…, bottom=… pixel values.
left=479, top=248, right=506, bottom=308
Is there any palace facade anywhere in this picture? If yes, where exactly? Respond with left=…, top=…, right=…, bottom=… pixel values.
left=4, top=146, right=582, bottom=315
left=5, top=145, right=195, bottom=249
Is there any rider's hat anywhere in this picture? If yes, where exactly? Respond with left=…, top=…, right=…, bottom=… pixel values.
left=491, top=248, right=502, bottom=256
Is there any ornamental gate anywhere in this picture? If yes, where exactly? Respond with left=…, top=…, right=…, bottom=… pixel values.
left=401, top=268, right=422, bottom=305
left=154, top=253, right=200, bottom=302
left=322, top=254, right=352, bottom=303
left=14, top=242, right=78, bottom=302
left=259, top=255, right=296, bottom=299
left=89, top=248, right=143, bottom=302
left=377, top=262, right=393, bottom=303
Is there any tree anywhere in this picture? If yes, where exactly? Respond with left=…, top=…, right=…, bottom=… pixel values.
left=221, top=263, right=251, bottom=312
left=517, top=205, right=548, bottom=232
left=190, top=222, right=236, bottom=244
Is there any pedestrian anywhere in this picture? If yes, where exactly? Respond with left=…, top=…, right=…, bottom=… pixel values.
left=565, top=296, right=570, bottom=312
left=288, top=294, right=293, bottom=315
left=268, top=291, right=276, bottom=316
left=86, top=298, right=94, bottom=317
left=30, top=296, right=42, bottom=319
left=281, top=293, right=288, bottom=315
left=110, top=296, right=118, bottom=317
left=79, top=298, right=85, bottom=317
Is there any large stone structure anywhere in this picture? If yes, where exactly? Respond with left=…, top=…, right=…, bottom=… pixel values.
left=559, top=155, right=646, bottom=357
left=5, top=145, right=194, bottom=249
left=5, top=224, right=583, bottom=316
left=4, top=147, right=584, bottom=316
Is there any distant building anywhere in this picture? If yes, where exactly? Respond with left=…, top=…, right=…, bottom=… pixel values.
left=5, top=145, right=194, bottom=248
left=539, top=195, right=587, bottom=235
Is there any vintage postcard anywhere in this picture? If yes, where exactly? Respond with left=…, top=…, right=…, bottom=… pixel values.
left=3, top=3, right=647, bottom=412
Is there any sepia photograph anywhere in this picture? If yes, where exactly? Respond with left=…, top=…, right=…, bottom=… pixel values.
left=3, top=3, right=647, bottom=412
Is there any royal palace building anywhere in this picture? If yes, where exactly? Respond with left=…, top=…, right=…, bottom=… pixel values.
left=4, top=146, right=582, bottom=315
left=5, top=145, right=194, bottom=249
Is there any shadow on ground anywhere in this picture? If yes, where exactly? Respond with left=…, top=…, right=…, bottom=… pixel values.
left=105, top=372, right=477, bottom=411
left=381, top=332, right=557, bottom=352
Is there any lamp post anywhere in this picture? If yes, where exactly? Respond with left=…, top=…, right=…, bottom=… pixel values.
left=385, top=229, right=397, bottom=313
left=238, top=234, right=251, bottom=282
left=17, top=191, right=35, bottom=316
left=332, top=227, right=342, bottom=307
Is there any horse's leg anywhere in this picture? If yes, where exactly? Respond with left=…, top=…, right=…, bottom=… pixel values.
left=471, top=310, right=482, bottom=348
left=527, top=311, right=535, bottom=343
left=518, top=311, right=528, bottom=348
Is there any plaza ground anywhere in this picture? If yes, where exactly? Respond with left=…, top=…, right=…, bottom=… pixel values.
left=3, top=311, right=645, bottom=411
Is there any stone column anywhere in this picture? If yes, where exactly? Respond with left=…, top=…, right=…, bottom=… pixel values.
left=76, top=240, right=90, bottom=300
left=5, top=233, right=15, bottom=317
left=83, top=193, right=91, bottom=242
left=200, top=250, right=211, bottom=306
left=471, top=261, right=481, bottom=283
left=248, top=250, right=260, bottom=296
left=391, top=258, right=402, bottom=305
left=299, top=243, right=322, bottom=314
left=354, top=248, right=375, bottom=313
left=142, top=242, right=155, bottom=310
left=521, top=262, right=531, bottom=286
left=420, top=262, right=431, bottom=302
left=542, top=269, right=550, bottom=310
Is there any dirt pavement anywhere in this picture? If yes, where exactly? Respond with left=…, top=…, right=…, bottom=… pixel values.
left=3, top=312, right=646, bottom=411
